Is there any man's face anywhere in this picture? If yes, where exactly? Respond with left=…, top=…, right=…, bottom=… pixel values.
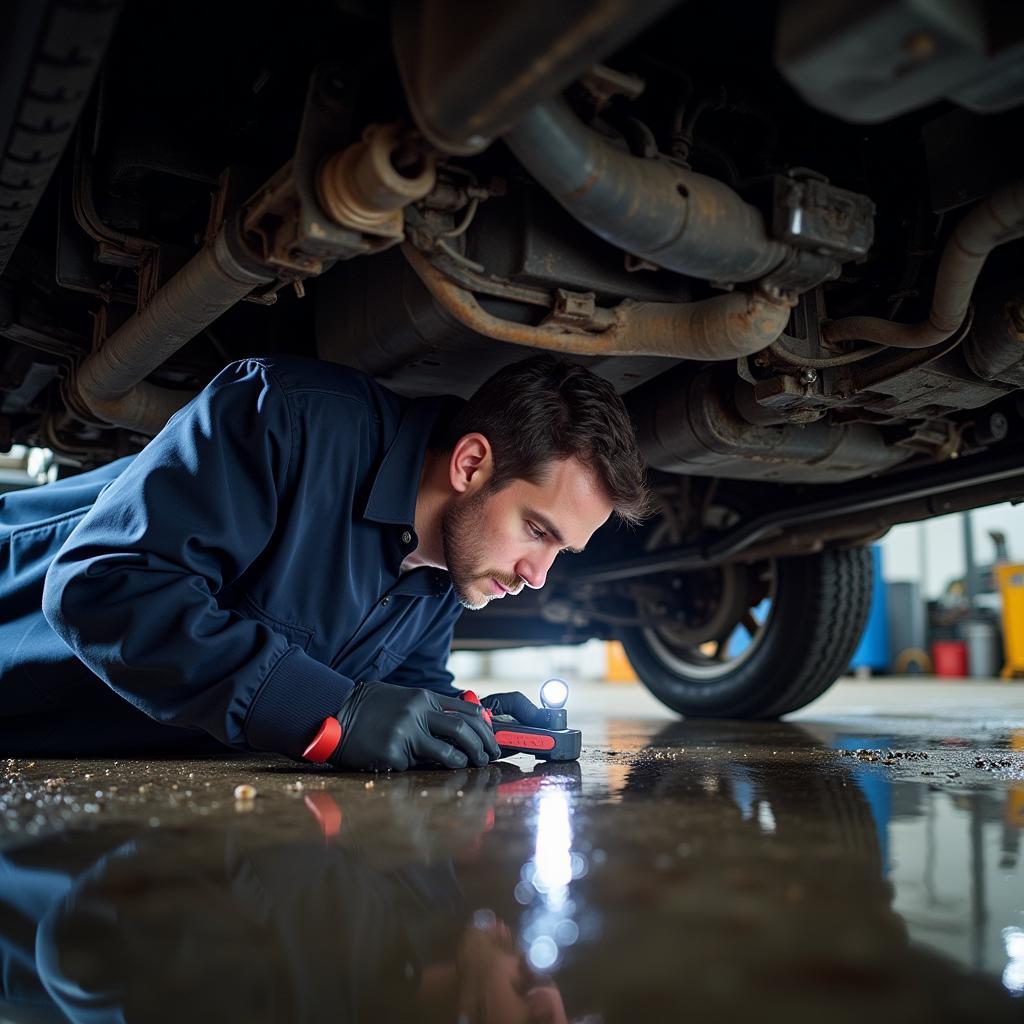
left=441, top=457, right=613, bottom=611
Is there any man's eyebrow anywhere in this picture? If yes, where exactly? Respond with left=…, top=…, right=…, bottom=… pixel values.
left=525, top=508, right=584, bottom=554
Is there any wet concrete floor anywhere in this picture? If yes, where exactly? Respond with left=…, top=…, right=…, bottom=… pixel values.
left=1, top=678, right=1022, bottom=1022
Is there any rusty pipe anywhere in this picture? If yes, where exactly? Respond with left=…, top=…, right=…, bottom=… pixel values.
left=72, top=220, right=274, bottom=433
left=503, top=98, right=789, bottom=284
left=404, top=244, right=793, bottom=359
left=72, top=124, right=438, bottom=436
left=824, top=178, right=1024, bottom=349
left=82, top=381, right=199, bottom=434
left=318, top=123, right=436, bottom=234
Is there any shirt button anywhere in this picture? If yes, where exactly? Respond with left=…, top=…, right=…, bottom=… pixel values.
left=381, top=597, right=390, bottom=607
left=400, top=530, right=412, bottom=545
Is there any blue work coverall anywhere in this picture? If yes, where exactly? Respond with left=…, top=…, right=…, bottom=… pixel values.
left=0, top=356, right=463, bottom=758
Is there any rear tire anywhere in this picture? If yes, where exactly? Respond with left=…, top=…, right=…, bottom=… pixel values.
left=619, top=546, right=873, bottom=718
left=0, top=1, right=122, bottom=274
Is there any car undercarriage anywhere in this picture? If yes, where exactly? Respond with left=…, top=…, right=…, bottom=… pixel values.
left=1, top=0, right=1022, bottom=715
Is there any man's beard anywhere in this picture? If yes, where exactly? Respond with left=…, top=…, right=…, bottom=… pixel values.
left=441, top=489, right=521, bottom=610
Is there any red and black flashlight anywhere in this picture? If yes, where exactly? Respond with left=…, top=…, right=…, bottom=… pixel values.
left=464, top=677, right=582, bottom=762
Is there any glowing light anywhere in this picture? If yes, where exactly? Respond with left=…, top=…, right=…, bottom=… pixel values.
left=1004, top=961, right=1024, bottom=997
left=1004, top=927, right=1024, bottom=996
left=528, top=936, right=559, bottom=970
left=514, top=881, right=534, bottom=905
left=540, top=677, right=569, bottom=709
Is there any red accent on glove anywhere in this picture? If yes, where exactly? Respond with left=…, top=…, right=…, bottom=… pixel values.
left=303, top=716, right=343, bottom=763
left=461, top=689, right=493, bottom=726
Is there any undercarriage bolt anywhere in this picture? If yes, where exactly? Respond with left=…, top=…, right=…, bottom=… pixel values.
left=967, top=411, right=1009, bottom=446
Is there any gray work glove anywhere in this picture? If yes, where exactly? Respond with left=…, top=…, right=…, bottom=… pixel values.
left=479, top=691, right=547, bottom=727
left=331, top=681, right=501, bottom=772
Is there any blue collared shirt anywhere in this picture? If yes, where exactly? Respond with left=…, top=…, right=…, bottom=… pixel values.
left=0, top=357, right=463, bottom=758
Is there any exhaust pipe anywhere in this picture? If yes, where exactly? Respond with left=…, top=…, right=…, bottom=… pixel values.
left=71, top=120, right=436, bottom=436
left=71, top=221, right=273, bottom=433
left=404, top=243, right=794, bottom=360
left=824, top=178, right=1024, bottom=349
left=503, top=98, right=789, bottom=285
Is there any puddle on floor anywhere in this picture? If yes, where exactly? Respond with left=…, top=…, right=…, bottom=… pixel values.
left=1, top=714, right=1021, bottom=1021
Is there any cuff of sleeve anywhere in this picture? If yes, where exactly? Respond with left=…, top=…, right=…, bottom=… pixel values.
left=244, top=648, right=354, bottom=760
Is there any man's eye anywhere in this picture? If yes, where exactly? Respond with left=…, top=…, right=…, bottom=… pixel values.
left=527, top=522, right=545, bottom=540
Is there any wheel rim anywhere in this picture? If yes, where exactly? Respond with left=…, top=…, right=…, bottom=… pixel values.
left=638, top=513, right=778, bottom=683
left=642, top=571, right=776, bottom=681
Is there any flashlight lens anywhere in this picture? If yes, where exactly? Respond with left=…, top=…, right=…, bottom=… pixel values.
left=540, top=677, right=569, bottom=709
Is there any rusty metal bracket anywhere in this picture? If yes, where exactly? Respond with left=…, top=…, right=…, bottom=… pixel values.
left=548, top=288, right=616, bottom=331
left=242, top=160, right=331, bottom=278
left=71, top=134, right=154, bottom=268
left=241, top=64, right=417, bottom=278
left=894, top=419, right=961, bottom=458
left=135, top=247, right=162, bottom=311
left=240, top=65, right=439, bottom=288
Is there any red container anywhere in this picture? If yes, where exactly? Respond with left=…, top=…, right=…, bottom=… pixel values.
left=933, top=640, right=969, bottom=678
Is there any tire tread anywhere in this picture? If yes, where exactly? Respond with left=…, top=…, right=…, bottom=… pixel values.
left=621, top=545, right=874, bottom=719
left=758, top=546, right=873, bottom=717
left=0, top=0, right=121, bottom=273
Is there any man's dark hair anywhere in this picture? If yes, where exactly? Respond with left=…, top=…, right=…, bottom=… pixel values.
left=438, top=355, right=653, bottom=525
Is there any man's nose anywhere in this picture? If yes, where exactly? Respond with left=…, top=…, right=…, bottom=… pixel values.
left=515, top=549, right=557, bottom=590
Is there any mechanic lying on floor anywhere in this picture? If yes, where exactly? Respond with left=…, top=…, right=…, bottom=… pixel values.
left=0, top=354, right=649, bottom=769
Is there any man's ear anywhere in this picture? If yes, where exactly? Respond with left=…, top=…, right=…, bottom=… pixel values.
left=449, top=433, right=492, bottom=494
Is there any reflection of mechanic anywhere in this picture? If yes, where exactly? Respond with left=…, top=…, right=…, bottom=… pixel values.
left=0, top=788, right=568, bottom=1023
left=0, top=354, right=648, bottom=768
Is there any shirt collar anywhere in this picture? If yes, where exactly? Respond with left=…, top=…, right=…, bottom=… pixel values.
left=363, top=396, right=446, bottom=527
left=363, top=396, right=456, bottom=598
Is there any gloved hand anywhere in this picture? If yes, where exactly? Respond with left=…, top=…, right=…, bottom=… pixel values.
left=479, top=691, right=547, bottom=727
left=329, top=681, right=501, bottom=772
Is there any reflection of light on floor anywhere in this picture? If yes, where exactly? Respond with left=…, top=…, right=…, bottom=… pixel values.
left=1002, top=927, right=1024, bottom=996
left=730, top=765, right=775, bottom=834
left=516, top=788, right=587, bottom=971
left=757, top=801, right=777, bottom=835
left=532, top=793, right=573, bottom=907
left=603, top=763, right=631, bottom=801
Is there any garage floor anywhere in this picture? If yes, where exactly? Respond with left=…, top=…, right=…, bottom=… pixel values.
left=1, top=677, right=1022, bottom=1022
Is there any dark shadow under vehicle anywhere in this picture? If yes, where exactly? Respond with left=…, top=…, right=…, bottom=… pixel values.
left=1, top=0, right=1022, bottom=716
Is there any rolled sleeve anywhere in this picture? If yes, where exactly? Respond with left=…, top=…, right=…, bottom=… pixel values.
left=243, top=647, right=353, bottom=758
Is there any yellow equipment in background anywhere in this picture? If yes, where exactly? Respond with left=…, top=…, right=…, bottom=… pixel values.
left=604, top=641, right=638, bottom=684
left=996, top=564, right=1024, bottom=679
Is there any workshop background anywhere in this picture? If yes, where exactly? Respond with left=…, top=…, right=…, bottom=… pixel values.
left=458, top=499, right=1024, bottom=686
